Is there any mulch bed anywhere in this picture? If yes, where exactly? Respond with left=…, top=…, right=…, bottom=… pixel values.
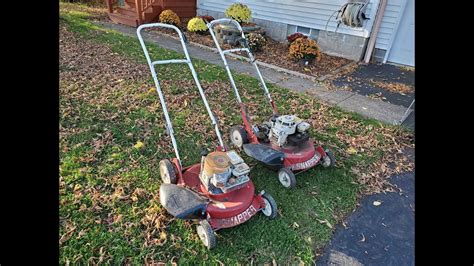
left=144, top=18, right=352, bottom=78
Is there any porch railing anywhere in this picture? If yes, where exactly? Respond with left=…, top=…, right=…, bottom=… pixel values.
left=106, top=0, right=158, bottom=24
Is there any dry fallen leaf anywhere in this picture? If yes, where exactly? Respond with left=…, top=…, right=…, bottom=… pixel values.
left=59, top=226, right=77, bottom=245
left=317, top=219, right=333, bottom=229
left=373, top=200, right=382, bottom=206
left=73, top=184, right=82, bottom=191
left=342, top=221, right=348, bottom=229
left=160, top=231, right=167, bottom=240
left=347, top=146, right=357, bottom=154
left=114, top=214, right=123, bottom=224
left=134, top=141, right=144, bottom=150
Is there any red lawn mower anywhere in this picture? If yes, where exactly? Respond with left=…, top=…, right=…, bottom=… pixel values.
left=137, top=23, right=278, bottom=250
left=207, top=19, right=336, bottom=189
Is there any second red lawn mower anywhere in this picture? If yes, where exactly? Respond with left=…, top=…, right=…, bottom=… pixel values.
left=207, top=19, right=336, bottom=189
left=137, top=23, right=278, bottom=250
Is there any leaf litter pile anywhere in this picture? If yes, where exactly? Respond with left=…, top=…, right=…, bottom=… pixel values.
left=369, top=80, right=414, bottom=95
left=323, top=63, right=415, bottom=97
left=60, top=18, right=414, bottom=264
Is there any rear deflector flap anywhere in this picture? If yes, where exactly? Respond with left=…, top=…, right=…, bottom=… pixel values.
left=243, top=143, right=284, bottom=167
left=160, top=184, right=208, bottom=219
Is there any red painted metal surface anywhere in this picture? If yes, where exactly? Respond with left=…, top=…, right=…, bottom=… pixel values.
left=280, top=139, right=318, bottom=168
left=171, top=157, right=183, bottom=181
left=206, top=182, right=256, bottom=218
left=169, top=152, right=264, bottom=229
left=246, top=136, right=322, bottom=171
left=240, top=103, right=259, bottom=143
left=239, top=100, right=324, bottom=172
left=179, top=163, right=201, bottom=188
left=315, top=145, right=327, bottom=158
left=179, top=163, right=259, bottom=218
left=270, top=100, right=278, bottom=115
left=209, top=194, right=265, bottom=230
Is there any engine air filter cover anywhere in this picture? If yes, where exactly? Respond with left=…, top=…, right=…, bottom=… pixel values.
left=203, top=151, right=231, bottom=177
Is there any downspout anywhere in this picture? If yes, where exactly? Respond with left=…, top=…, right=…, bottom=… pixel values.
left=363, top=0, right=388, bottom=63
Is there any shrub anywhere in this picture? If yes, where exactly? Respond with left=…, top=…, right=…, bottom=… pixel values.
left=289, top=37, right=321, bottom=61
left=246, top=33, right=266, bottom=52
left=199, top=15, right=215, bottom=23
left=159, top=9, right=180, bottom=26
left=187, top=17, right=207, bottom=33
left=287, top=32, right=307, bottom=44
left=225, top=3, right=252, bottom=23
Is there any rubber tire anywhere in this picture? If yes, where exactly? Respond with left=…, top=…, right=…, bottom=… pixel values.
left=196, top=220, right=216, bottom=250
left=277, top=168, right=296, bottom=189
left=321, top=148, right=336, bottom=168
left=159, top=159, right=177, bottom=184
left=261, top=193, right=278, bottom=219
left=229, top=126, right=249, bottom=148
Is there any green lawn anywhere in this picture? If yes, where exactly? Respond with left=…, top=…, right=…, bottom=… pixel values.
left=59, top=3, right=413, bottom=264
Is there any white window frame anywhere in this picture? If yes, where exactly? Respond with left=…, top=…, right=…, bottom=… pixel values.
left=296, top=25, right=312, bottom=36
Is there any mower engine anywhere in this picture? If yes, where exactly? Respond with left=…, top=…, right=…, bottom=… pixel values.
left=269, top=115, right=310, bottom=147
left=199, top=150, right=250, bottom=194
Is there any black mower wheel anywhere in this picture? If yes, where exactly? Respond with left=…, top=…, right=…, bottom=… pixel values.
left=159, top=159, right=177, bottom=184
left=229, top=126, right=249, bottom=148
left=196, top=220, right=216, bottom=249
left=277, top=168, right=296, bottom=189
left=321, top=148, right=336, bottom=168
left=261, top=193, right=278, bottom=219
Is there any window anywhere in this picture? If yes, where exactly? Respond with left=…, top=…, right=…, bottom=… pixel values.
left=287, top=24, right=320, bottom=40
left=296, top=26, right=310, bottom=35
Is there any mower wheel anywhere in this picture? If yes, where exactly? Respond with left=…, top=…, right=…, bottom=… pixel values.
left=159, top=159, right=177, bottom=184
left=278, top=168, right=296, bottom=188
left=321, top=148, right=336, bottom=168
left=230, top=126, right=249, bottom=148
left=261, top=193, right=278, bottom=219
left=196, top=220, right=216, bottom=249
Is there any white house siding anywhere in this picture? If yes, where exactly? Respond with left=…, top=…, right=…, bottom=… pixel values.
left=374, top=0, right=406, bottom=51
left=197, top=0, right=379, bottom=38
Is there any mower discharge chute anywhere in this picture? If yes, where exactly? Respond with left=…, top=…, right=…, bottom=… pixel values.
left=137, top=23, right=278, bottom=250
left=207, top=18, right=336, bottom=189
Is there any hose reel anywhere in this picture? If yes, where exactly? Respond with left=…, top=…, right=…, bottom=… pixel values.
left=325, top=0, right=370, bottom=35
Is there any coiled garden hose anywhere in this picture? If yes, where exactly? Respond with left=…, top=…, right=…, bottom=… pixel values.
left=324, top=1, right=369, bottom=36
